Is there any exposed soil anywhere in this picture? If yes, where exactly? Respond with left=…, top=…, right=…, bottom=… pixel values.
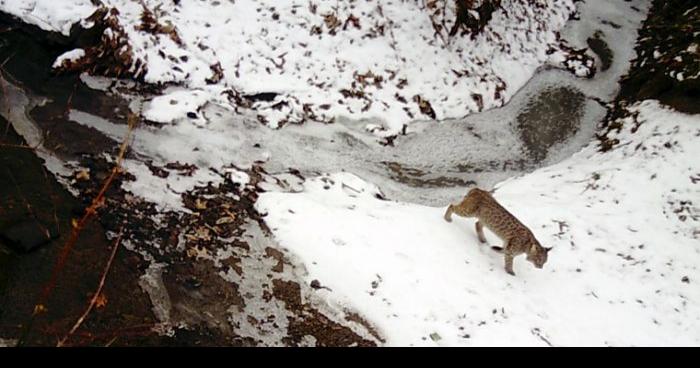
left=0, top=116, right=161, bottom=347
left=0, top=16, right=376, bottom=346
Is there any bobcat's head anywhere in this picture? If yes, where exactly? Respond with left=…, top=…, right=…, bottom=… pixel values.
left=526, top=244, right=551, bottom=269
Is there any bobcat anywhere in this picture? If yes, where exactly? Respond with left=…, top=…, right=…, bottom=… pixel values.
left=444, top=187, right=551, bottom=276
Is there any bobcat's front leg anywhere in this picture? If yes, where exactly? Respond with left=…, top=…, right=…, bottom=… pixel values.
left=504, top=240, right=516, bottom=276
left=444, top=204, right=454, bottom=222
left=504, top=253, right=515, bottom=276
left=475, top=221, right=486, bottom=243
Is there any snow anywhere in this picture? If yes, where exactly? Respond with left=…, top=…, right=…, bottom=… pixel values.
left=257, top=101, right=700, bottom=346
left=3, top=0, right=580, bottom=133
left=6, top=0, right=692, bottom=347
left=5, top=0, right=645, bottom=212
left=0, top=0, right=96, bottom=36
left=52, top=48, right=85, bottom=69
left=143, top=89, right=211, bottom=124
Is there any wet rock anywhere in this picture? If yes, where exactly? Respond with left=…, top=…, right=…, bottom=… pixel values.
left=0, top=219, right=58, bottom=253
left=244, top=92, right=278, bottom=102
left=587, top=32, right=613, bottom=72
left=517, top=86, right=586, bottom=163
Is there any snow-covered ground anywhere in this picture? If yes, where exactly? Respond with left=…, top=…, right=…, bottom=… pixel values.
left=257, top=100, right=700, bottom=346
left=39, top=0, right=644, bottom=211
left=0, top=0, right=95, bottom=36
left=2, top=0, right=581, bottom=133
left=5, top=0, right=696, bottom=347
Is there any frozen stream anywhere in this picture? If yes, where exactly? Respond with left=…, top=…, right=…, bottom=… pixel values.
left=1, top=1, right=648, bottom=208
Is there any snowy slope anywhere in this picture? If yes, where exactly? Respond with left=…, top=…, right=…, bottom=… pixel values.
left=2, top=0, right=580, bottom=132
left=0, top=0, right=96, bottom=35
left=256, top=100, right=700, bottom=346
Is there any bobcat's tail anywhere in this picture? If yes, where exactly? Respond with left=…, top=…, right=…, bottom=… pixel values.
left=490, top=246, right=504, bottom=253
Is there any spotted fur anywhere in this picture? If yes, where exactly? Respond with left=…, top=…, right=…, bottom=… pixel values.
left=444, top=188, right=551, bottom=276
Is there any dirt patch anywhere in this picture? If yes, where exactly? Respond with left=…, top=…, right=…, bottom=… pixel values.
left=0, top=117, right=160, bottom=346
left=384, top=161, right=476, bottom=188
left=345, top=312, right=385, bottom=343
left=272, top=279, right=376, bottom=347
left=265, top=247, right=287, bottom=273
left=452, top=159, right=531, bottom=174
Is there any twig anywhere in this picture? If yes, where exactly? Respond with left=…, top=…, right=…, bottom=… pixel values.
left=6, top=169, right=35, bottom=218
left=64, top=81, right=80, bottom=116
left=104, top=336, right=118, bottom=347
left=57, top=231, right=123, bottom=347
left=17, top=113, right=138, bottom=346
left=0, top=142, right=41, bottom=149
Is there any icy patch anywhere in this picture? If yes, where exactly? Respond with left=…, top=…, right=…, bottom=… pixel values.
left=0, top=70, right=75, bottom=184
left=66, top=108, right=250, bottom=211
left=138, top=262, right=174, bottom=336
left=257, top=101, right=700, bottom=346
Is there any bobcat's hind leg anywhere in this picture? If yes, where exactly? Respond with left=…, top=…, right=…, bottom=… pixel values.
left=444, top=204, right=454, bottom=222
left=475, top=221, right=487, bottom=243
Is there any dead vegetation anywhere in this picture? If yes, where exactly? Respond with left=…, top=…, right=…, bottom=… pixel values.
left=16, top=112, right=139, bottom=347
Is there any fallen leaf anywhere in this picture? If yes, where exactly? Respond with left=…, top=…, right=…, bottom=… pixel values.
left=95, top=292, right=108, bottom=309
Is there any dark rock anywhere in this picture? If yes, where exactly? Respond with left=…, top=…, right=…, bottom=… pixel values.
left=0, top=219, right=58, bottom=253
left=243, top=92, right=278, bottom=102
left=587, top=34, right=613, bottom=72
left=517, top=86, right=586, bottom=163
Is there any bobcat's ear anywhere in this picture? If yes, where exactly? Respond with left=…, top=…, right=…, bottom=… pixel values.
left=544, top=247, right=552, bottom=253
